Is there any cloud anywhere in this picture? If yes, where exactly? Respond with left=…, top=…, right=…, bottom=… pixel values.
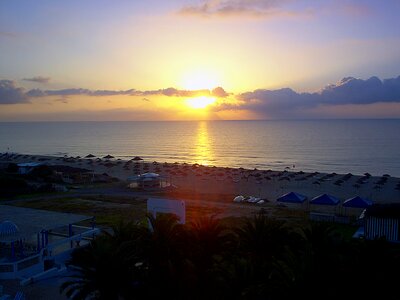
left=26, top=88, right=135, bottom=97
left=25, top=86, right=229, bottom=98
left=178, top=0, right=305, bottom=19
left=23, top=76, right=50, bottom=84
left=0, top=82, right=230, bottom=105
left=212, top=87, right=230, bottom=97
left=215, top=76, right=400, bottom=118
left=317, top=76, right=400, bottom=105
left=91, top=89, right=136, bottom=96
left=26, top=89, right=47, bottom=97
left=3, top=76, right=400, bottom=119
left=141, top=87, right=209, bottom=97
left=0, top=31, right=17, bottom=38
left=0, top=80, right=29, bottom=104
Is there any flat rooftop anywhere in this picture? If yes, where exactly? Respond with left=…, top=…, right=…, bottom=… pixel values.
left=0, top=205, right=92, bottom=243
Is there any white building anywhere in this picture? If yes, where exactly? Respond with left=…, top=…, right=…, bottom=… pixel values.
left=127, top=172, right=170, bottom=190
left=0, top=205, right=99, bottom=282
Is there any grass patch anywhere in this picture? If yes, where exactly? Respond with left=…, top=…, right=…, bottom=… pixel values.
left=9, top=197, right=147, bottom=227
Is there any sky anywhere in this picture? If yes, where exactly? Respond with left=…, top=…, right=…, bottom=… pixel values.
left=0, top=0, right=400, bottom=121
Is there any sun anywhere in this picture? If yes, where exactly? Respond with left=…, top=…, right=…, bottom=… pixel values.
left=186, top=96, right=216, bottom=109
left=181, top=70, right=220, bottom=90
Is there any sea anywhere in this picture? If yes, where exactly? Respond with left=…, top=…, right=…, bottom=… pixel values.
left=0, top=119, right=399, bottom=177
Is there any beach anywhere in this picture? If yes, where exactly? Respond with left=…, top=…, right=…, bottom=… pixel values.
left=1, top=152, right=399, bottom=218
left=1, top=152, right=399, bottom=299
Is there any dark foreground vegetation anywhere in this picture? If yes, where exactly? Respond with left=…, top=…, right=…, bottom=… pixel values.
left=61, top=214, right=400, bottom=300
left=0, top=163, right=117, bottom=199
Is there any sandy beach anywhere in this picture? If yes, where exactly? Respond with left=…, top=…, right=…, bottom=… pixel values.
left=1, top=153, right=399, bottom=214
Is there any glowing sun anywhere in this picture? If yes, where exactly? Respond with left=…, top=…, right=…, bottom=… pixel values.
left=181, top=70, right=220, bottom=90
left=186, top=96, right=216, bottom=109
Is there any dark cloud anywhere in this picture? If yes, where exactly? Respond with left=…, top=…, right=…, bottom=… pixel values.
left=216, top=76, right=400, bottom=118
left=3, top=76, right=400, bottom=120
left=26, top=89, right=46, bottom=97
left=0, top=80, right=29, bottom=104
left=91, top=89, right=136, bottom=96
left=45, top=88, right=91, bottom=96
left=0, top=31, right=17, bottom=38
left=178, top=0, right=302, bottom=19
left=141, top=87, right=210, bottom=97
left=27, top=88, right=136, bottom=97
left=319, top=76, right=400, bottom=105
left=25, top=87, right=227, bottom=98
left=23, top=76, right=50, bottom=84
left=0, top=83, right=229, bottom=105
left=212, top=87, right=230, bottom=98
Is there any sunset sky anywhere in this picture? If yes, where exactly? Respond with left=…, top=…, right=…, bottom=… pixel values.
left=1, top=0, right=400, bottom=121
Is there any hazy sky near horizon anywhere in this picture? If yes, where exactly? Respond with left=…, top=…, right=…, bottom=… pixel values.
left=1, top=0, right=400, bottom=121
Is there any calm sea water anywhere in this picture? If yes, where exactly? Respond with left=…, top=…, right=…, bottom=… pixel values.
left=0, top=120, right=399, bottom=176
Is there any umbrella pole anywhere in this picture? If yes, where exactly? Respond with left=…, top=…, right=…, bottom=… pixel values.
left=11, top=241, right=15, bottom=261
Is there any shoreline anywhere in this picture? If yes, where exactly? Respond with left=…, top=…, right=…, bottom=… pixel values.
left=1, top=152, right=399, bottom=206
left=1, top=151, right=399, bottom=178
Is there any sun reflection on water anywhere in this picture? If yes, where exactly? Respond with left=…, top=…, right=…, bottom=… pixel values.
left=194, top=121, right=214, bottom=166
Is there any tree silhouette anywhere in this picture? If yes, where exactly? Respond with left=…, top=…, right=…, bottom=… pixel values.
left=60, top=222, right=147, bottom=299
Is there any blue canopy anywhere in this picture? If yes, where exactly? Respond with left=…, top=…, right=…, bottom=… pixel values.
left=343, top=196, right=372, bottom=208
left=310, top=194, right=340, bottom=206
left=0, top=221, right=19, bottom=236
left=277, top=192, right=307, bottom=203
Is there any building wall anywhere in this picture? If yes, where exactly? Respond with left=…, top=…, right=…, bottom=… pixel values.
left=365, top=217, right=399, bottom=242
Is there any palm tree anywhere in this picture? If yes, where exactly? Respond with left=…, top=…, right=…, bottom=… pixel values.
left=235, top=213, right=291, bottom=261
left=220, top=214, right=296, bottom=299
left=188, top=215, right=232, bottom=266
left=144, top=213, right=190, bottom=299
left=185, top=215, right=234, bottom=299
left=60, top=221, right=148, bottom=299
left=292, top=221, right=347, bottom=299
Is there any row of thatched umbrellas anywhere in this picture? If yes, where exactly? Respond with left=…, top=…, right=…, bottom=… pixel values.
left=84, top=153, right=143, bottom=161
left=68, top=158, right=400, bottom=190
left=1, top=152, right=399, bottom=190
left=43, top=155, right=400, bottom=184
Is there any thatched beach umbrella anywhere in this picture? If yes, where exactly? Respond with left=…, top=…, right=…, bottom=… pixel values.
left=103, top=154, right=114, bottom=159
left=85, top=154, right=96, bottom=158
left=132, top=156, right=143, bottom=161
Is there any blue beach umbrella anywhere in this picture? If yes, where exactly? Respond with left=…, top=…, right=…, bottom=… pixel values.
left=310, top=194, right=340, bottom=206
left=277, top=192, right=307, bottom=203
left=343, top=196, right=372, bottom=208
left=0, top=221, right=19, bottom=236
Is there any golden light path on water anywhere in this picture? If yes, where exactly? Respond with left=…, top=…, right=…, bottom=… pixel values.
left=194, top=121, right=214, bottom=166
